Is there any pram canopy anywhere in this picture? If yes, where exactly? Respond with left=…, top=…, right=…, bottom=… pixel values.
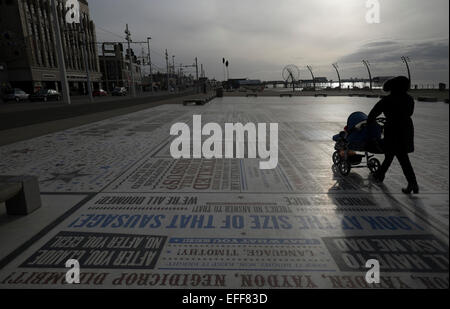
left=333, top=111, right=384, bottom=153
left=347, top=112, right=368, bottom=131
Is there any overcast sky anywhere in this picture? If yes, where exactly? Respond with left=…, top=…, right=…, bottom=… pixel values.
left=89, top=0, right=449, bottom=85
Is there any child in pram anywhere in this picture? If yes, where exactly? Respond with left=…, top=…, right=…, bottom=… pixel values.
left=332, top=111, right=385, bottom=176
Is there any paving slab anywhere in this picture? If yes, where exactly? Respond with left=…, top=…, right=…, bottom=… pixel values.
left=0, top=96, right=448, bottom=289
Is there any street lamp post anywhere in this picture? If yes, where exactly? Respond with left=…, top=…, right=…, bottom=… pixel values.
left=172, top=55, right=176, bottom=90
left=222, top=58, right=226, bottom=81
left=362, top=60, right=373, bottom=91
left=307, top=65, right=316, bottom=91
left=401, top=56, right=411, bottom=88
left=172, top=55, right=175, bottom=75
left=165, top=49, right=170, bottom=92
left=177, top=64, right=181, bottom=88
left=147, top=37, right=153, bottom=93
left=225, top=60, right=229, bottom=81
left=332, top=63, right=342, bottom=90
left=125, top=24, right=136, bottom=97
left=195, top=57, right=199, bottom=93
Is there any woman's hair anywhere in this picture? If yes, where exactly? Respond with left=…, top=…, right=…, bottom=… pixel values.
left=383, top=76, right=411, bottom=93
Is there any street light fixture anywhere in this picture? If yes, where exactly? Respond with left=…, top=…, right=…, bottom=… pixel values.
left=332, top=63, right=342, bottom=90
left=222, top=58, right=226, bottom=81
left=225, top=60, right=229, bottom=81
left=401, top=56, right=412, bottom=88
left=307, top=65, right=316, bottom=91
left=362, top=60, right=373, bottom=91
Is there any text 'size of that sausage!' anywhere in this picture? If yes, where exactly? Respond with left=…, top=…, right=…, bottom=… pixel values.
left=0, top=98, right=448, bottom=289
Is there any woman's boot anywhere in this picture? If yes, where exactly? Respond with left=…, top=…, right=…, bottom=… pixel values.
left=372, top=171, right=385, bottom=183
left=402, top=182, right=419, bottom=194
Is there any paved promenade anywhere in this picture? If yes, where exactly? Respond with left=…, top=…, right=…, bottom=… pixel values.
left=0, top=90, right=199, bottom=131
left=225, top=88, right=450, bottom=102
left=0, top=96, right=448, bottom=289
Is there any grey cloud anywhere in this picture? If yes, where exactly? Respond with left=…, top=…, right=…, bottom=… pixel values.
left=89, top=0, right=449, bottom=83
left=363, top=41, right=398, bottom=48
left=339, top=39, right=449, bottom=64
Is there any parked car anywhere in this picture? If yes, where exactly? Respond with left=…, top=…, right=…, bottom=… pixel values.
left=2, top=88, right=29, bottom=102
left=93, top=89, right=108, bottom=97
left=29, top=89, right=61, bottom=102
left=111, top=87, right=127, bottom=96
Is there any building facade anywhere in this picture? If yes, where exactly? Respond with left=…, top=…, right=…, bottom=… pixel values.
left=98, top=43, right=142, bottom=92
left=0, top=0, right=101, bottom=94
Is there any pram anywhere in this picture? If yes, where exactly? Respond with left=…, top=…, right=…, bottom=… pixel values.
left=332, top=112, right=386, bottom=176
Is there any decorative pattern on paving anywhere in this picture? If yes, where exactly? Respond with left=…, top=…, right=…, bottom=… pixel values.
left=0, top=97, right=448, bottom=289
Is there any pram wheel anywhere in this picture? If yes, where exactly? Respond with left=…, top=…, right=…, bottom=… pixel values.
left=368, top=158, right=381, bottom=174
left=332, top=151, right=341, bottom=164
left=338, top=160, right=351, bottom=176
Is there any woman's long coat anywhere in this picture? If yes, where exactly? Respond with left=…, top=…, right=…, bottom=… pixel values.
left=368, top=93, right=415, bottom=154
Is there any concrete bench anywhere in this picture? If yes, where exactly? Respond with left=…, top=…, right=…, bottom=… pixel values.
left=183, top=95, right=216, bottom=106
left=183, top=99, right=207, bottom=106
left=418, top=97, right=438, bottom=103
left=280, top=94, right=293, bottom=98
left=314, top=94, right=328, bottom=97
left=0, top=175, right=41, bottom=215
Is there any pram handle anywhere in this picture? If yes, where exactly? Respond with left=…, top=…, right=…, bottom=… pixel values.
left=376, top=117, right=387, bottom=124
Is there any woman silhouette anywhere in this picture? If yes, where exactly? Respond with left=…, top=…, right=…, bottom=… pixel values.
left=368, top=76, right=419, bottom=194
